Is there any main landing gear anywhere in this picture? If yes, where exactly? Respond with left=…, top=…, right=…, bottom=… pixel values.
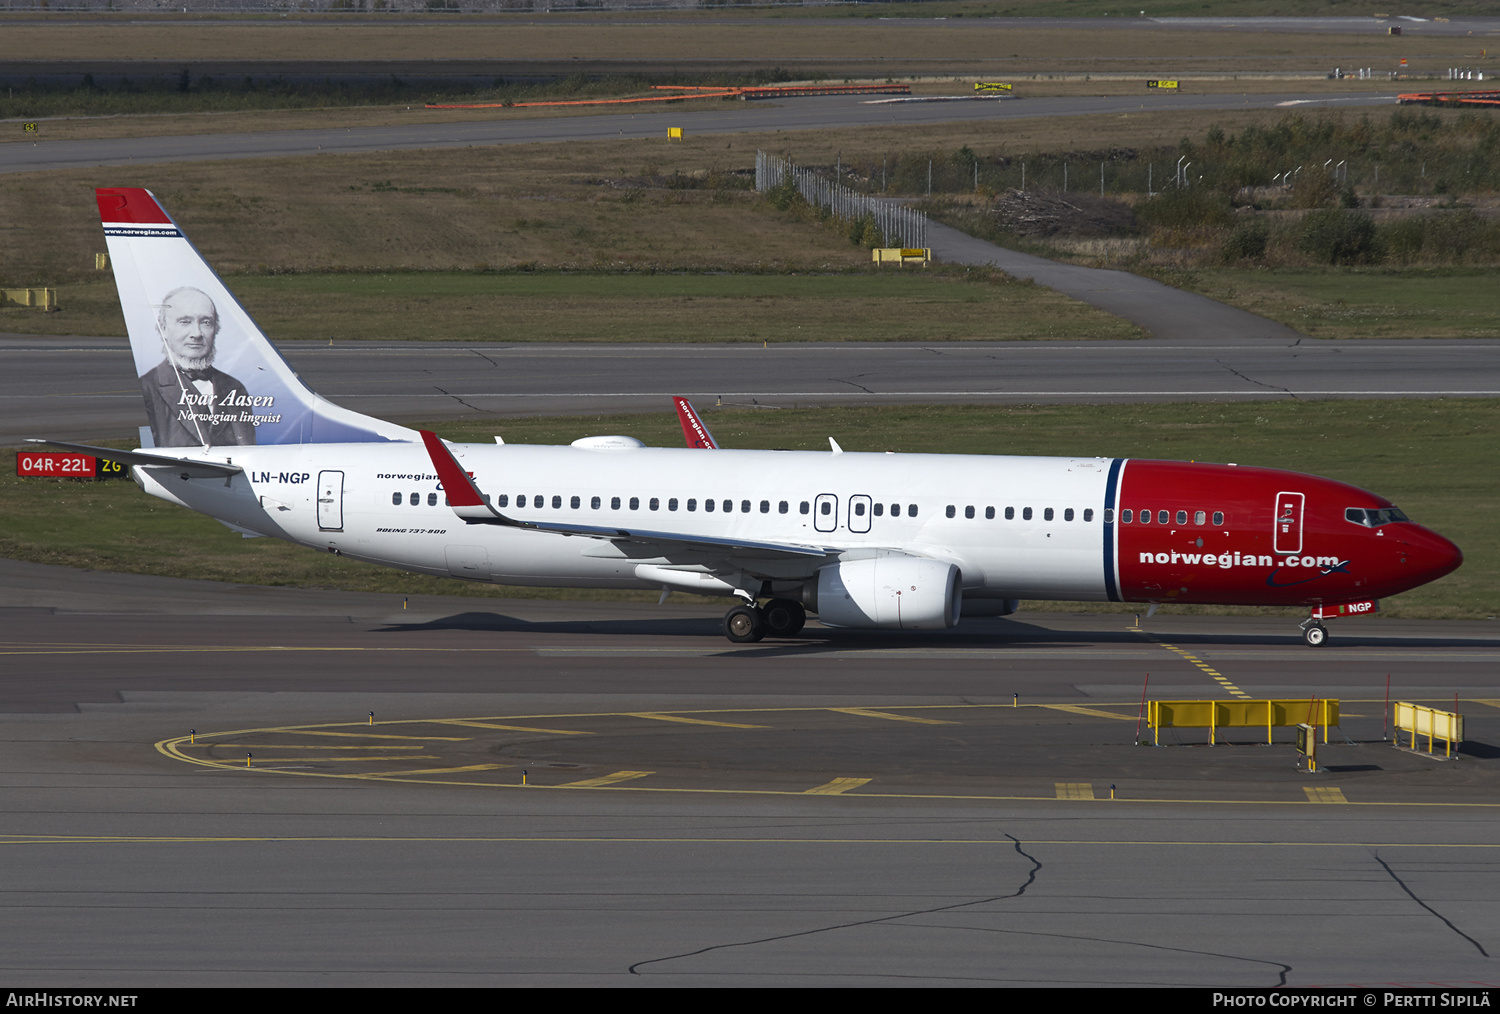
left=1300, top=618, right=1329, bottom=647
left=723, top=598, right=807, bottom=644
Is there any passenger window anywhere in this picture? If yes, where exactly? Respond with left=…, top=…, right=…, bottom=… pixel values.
left=704, top=498, right=714, bottom=512
left=760, top=500, right=770, bottom=513
left=553, top=495, right=563, bottom=509
left=741, top=500, right=751, bottom=513
left=629, top=497, right=639, bottom=510
left=1064, top=508, right=1074, bottom=521
left=1004, top=507, right=1014, bottom=520
left=874, top=503, right=884, bottom=517
left=946, top=505, right=956, bottom=519
left=985, top=507, right=994, bottom=520
left=891, top=503, right=901, bottom=517
left=1194, top=510, right=1205, bottom=525
left=1140, top=510, right=1150, bottom=524
left=1213, top=511, right=1224, bottom=526
left=779, top=501, right=789, bottom=514
left=687, top=499, right=697, bottom=512
left=409, top=492, right=419, bottom=506
left=516, top=495, right=527, bottom=508
left=611, top=496, right=620, bottom=510
left=391, top=492, right=401, bottom=506
left=909, top=505, right=918, bottom=517
left=964, top=506, right=975, bottom=519
left=1158, top=510, right=1169, bottom=525
left=1023, top=507, right=1033, bottom=521
left=801, top=501, right=811, bottom=515
left=497, top=495, right=509, bottom=508
left=1175, top=510, right=1187, bottom=525
left=665, top=498, right=676, bottom=511
left=723, top=500, right=733, bottom=513
left=1122, top=509, right=1131, bottom=523
left=428, top=493, right=438, bottom=507
left=1084, top=508, right=1094, bottom=522
left=820, top=502, right=832, bottom=515
left=650, top=498, right=660, bottom=511
left=591, top=496, right=601, bottom=509
left=1044, top=508, right=1054, bottom=521
left=855, top=502, right=866, bottom=517
left=570, top=496, right=581, bottom=509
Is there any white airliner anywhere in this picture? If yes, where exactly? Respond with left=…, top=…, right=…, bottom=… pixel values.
left=39, top=188, right=1462, bottom=646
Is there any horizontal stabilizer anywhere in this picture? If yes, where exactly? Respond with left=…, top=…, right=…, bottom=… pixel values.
left=28, top=439, right=242, bottom=478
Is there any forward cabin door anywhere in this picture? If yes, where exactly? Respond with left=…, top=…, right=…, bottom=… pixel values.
left=317, top=470, right=345, bottom=531
left=1273, top=491, right=1305, bottom=555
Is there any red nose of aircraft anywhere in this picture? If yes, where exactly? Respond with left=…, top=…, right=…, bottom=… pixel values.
left=1392, top=524, right=1464, bottom=590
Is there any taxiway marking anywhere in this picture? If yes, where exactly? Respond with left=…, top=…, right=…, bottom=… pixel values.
left=805, top=778, right=873, bottom=795
left=559, top=770, right=655, bottom=788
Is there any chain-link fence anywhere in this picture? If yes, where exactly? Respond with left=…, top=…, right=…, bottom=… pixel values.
left=756, top=150, right=926, bottom=249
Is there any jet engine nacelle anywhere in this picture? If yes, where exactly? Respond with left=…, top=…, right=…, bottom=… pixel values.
left=811, top=557, right=962, bottom=630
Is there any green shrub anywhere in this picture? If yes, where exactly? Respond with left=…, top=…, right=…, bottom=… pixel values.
left=765, top=177, right=801, bottom=211
left=1297, top=209, right=1380, bottom=265
left=1135, top=188, right=1235, bottom=231
left=1222, top=219, right=1269, bottom=262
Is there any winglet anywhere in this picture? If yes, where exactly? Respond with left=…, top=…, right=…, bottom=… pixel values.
left=418, top=430, right=511, bottom=525
left=673, top=397, right=719, bottom=449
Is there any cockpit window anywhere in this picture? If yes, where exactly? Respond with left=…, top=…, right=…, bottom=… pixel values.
left=1345, top=507, right=1411, bottom=528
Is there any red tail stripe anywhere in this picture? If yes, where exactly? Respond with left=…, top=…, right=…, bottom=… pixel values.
left=95, top=188, right=173, bottom=225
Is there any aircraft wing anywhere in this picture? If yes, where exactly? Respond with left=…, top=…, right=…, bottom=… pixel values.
left=28, top=439, right=243, bottom=478
left=419, top=430, right=827, bottom=560
left=673, top=397, right=719, bottom=449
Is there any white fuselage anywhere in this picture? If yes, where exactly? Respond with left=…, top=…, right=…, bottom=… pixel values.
left=135, top=441, right=1115, bottom=601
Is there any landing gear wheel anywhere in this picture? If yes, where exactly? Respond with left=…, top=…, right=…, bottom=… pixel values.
left=1303, top=623, right=1328, bottom=647
left=724, top=604, right=766, bottom=644
left=762, top=598, right=806, bottom=637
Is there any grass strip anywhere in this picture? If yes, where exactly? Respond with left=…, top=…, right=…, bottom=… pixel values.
left=4, top=270, right=1139, bottom=344
left=1139, top=267, right=1500, bottom=341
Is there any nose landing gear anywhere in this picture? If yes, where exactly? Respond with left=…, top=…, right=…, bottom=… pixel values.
left=1300, top=618, right=1329, bottom=647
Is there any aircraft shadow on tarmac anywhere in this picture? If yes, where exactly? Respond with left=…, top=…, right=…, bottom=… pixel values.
left=371, top=611, right=1500, bottom=652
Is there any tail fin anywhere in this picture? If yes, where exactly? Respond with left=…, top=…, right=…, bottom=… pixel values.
left=97, top=187, right=416, bottom=449
left=673, top=396, right=719, bottom=449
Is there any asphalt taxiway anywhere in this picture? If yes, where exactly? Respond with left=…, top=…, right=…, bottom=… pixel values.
left=0, top=91, right=1399, bottom=176
left=5, top=336, right=1499, bottom=444
left=1, top=559, right=1497, bottom=985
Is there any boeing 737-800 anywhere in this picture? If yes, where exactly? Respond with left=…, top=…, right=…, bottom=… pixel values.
left=39, top=187, right=1463, bottom=646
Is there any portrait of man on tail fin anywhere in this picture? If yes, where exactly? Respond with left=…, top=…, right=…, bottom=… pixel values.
left=139, top=286, right=257, bottom=448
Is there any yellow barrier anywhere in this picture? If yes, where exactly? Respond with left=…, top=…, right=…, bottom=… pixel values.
left=667, top=127, right=684, bottom=140
left=1394, top=702, right=1463, bottom=757
left=1148, top=699, right=1339, bottom=746
left=1, top=288, right=58, bottom=310
left=872, top=247, right=931, bottom=265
